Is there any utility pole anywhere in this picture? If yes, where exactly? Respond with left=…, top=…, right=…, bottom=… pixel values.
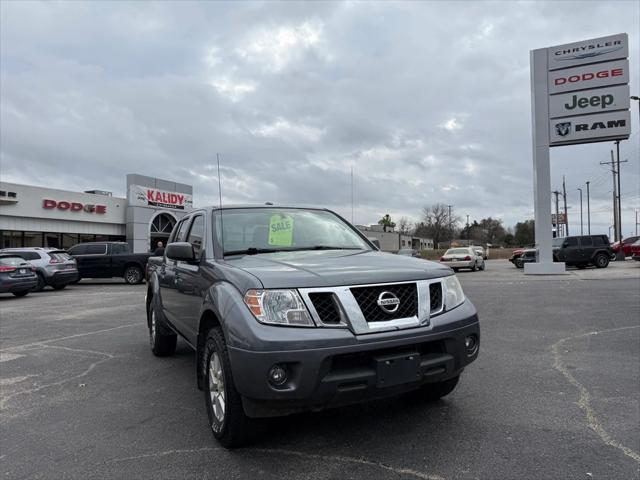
left=601, top=153, right=618, bottom=242
left=636, top=209, right=639, bottom=236
left=552, top=190, right=561, bottom=238
left=577, top=187, right=583, bottom=235
left=562, top=175, right=569, bottom=236
left=586, top=181, right=591, bottom=234
left=466, top=214, right=470, bottom=240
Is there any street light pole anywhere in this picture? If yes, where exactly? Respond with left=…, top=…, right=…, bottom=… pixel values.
left=586, top=181, right=591, bottom=234
left=577, top=187, right=583, bottom=235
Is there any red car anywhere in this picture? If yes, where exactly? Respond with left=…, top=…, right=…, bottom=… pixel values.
left=629, top=240, right=640, bottom=261
left=611, top=236, right=640, bottom=257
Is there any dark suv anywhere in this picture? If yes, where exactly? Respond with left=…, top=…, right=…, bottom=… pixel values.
left=552, top=235, right=612, bottom=269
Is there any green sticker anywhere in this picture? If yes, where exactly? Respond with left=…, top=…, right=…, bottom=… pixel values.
left=268, top=214, right=294, bottom=246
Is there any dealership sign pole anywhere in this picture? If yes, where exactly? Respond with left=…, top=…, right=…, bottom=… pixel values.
left=525, top=33, right=630, bottom=274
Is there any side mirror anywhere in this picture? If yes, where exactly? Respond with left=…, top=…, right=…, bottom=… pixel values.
left=165, top=242, right=196, bottom=262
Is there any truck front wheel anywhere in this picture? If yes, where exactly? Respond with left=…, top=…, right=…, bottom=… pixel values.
left=203, top=327, right=253, bottom=448
left=149, top=305, right=177, bottom=357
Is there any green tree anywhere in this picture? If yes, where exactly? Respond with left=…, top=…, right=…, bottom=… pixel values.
left=377, top=214, right=396, bottom=232
left=514, top=220, right=535, bottom=246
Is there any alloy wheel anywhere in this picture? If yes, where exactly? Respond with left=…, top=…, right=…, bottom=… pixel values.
left=208, top=352, right=226, bottom=424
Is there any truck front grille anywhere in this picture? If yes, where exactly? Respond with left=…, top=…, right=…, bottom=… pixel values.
left=429, top=282, right=443, bottom=314
left=308, top=292, right=342, bottom=324
left=350, top=283, right=418, bottom=322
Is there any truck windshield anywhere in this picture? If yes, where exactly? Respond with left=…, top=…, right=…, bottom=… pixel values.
left=214, top=208, right=371, bottom=256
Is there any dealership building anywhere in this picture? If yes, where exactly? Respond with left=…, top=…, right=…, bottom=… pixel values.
left=0, top=174, right=193, bottom=253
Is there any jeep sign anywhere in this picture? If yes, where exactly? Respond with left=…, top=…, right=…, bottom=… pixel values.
left=549, top=111, right=631, bottom=145
left=549, top=84, right=630, bottom=118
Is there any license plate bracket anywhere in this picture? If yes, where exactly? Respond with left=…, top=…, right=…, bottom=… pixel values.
left=375, top=352, right=421, bottom=388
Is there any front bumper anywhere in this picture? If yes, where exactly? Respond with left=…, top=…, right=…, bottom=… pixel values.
left=0, top=277, right=38, bottom=293
left=440, top=260, right=474, bottom=269
left=228, top=300, right=480, bottom=418
left=46, top=270, right=79, bottom=286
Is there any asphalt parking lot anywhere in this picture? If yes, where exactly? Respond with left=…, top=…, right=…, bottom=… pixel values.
left=1, top=260, right=639, bottom=480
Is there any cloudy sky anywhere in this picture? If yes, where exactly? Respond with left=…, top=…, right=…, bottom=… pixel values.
left=1, top=1, right=639, bottom=236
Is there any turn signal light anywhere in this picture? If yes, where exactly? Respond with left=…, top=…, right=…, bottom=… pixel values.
left=0, top=266, right=16, bottom=272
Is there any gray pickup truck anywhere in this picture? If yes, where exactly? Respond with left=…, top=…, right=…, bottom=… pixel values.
left=146, top=205, right=480, bottom=447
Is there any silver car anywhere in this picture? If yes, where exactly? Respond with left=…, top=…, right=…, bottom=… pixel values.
left=0, top=248, right=79, bottom=291
left=440, top=247, right=485, bottom=272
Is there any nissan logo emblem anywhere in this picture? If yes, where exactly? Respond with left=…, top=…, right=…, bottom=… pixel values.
left=377, top=291, right=400, bottom=314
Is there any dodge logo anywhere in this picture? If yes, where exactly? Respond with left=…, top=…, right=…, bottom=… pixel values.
left=555, top=122, right=571, bottom=137
left=377, top=291, right=400, bottom=314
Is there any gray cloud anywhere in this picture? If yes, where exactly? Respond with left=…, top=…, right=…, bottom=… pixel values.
left=1, top=1, right=639, bottom=236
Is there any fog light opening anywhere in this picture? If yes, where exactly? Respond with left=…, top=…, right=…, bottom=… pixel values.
left=464, top=335, right=478, bottom=356
left=268, top=364, right=288, bottom=386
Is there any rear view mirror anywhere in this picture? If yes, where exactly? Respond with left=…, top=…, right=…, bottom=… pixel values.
left=165, top=242, right=196, bottom=262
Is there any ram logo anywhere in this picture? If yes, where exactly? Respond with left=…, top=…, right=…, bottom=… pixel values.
left=555, top=122, right=571, bottom=137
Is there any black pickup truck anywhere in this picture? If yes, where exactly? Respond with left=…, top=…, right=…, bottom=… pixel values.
left=67, top=242, right=152, bottom=284
left=146, top=205, right=480, bottom=447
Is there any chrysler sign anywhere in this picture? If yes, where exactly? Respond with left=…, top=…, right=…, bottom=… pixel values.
left=547, top=33, right=628, bottom=70
left=129, top=184, right=193, bottom=210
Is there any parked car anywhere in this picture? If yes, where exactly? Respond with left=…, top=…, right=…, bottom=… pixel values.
left=440, top=247, right=485, bottom=272
left=510, top=249, right=537, bottom=268
left=471, top=246, right=487, bottom=260
left=0, top=254, right=38, bottom=296
left=0, top=248, right=79, bottom=291
left=611, top=236, right=640, bottom=257
left=552, top=234, right=612, bottom=268
left=67, top=242, right=152, bottom=284
left=146, top=205, right=480, bottom=447
left=397, top=248, right=421, bottom=258
left=629, top=240, right=640, bottom=262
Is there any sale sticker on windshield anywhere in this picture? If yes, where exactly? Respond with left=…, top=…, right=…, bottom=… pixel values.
left=268, top=215, right=294, bottom=246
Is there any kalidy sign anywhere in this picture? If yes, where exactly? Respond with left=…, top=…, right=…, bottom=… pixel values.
left=129, top=185, right=193, bottom=210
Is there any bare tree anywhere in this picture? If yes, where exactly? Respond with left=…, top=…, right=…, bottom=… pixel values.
left=419, top=203, right=460, bottom=247
left=397, top=216, right=412, bottom=235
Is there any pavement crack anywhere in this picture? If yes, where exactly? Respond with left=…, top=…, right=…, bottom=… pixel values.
left=107, top=446, right=446, bottom=479
left=552, top=325, right=640, bottom=464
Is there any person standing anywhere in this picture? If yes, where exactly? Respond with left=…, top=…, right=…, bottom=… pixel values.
left=153, top=241, right=165, bottom=256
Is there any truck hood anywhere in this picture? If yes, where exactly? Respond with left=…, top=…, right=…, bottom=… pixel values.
left=223, top=250, right=452, bottom=288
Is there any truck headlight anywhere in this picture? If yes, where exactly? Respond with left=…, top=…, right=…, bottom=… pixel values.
left=443, top=275, right=465, bottom=311
left=244, top=289, right=315, bottom=327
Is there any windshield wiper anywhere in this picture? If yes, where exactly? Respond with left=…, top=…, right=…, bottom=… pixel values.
left=294, top=246, right=364, bottom=251
left=224, top=247, right=284, bottom=256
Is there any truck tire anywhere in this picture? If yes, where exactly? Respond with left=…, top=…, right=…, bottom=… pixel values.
left=203, top=326, right=253, bottom=448
left=34, top=273, right=46, bottom=292
left=149, top=305, right=177, bottom=357
left=594, top=253, right=609, bottom=268
left=124, top=266, right=143, bottom=285
left=515, top=258, right=524, bottom=269
left=411, top=375, right=460, bottom=402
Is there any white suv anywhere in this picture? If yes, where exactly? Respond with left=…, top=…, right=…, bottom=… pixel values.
left=0, top=248, right=79, bottom=291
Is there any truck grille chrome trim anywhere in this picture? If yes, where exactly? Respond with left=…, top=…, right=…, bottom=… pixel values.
left=299, top=279, right=444, bottom=334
